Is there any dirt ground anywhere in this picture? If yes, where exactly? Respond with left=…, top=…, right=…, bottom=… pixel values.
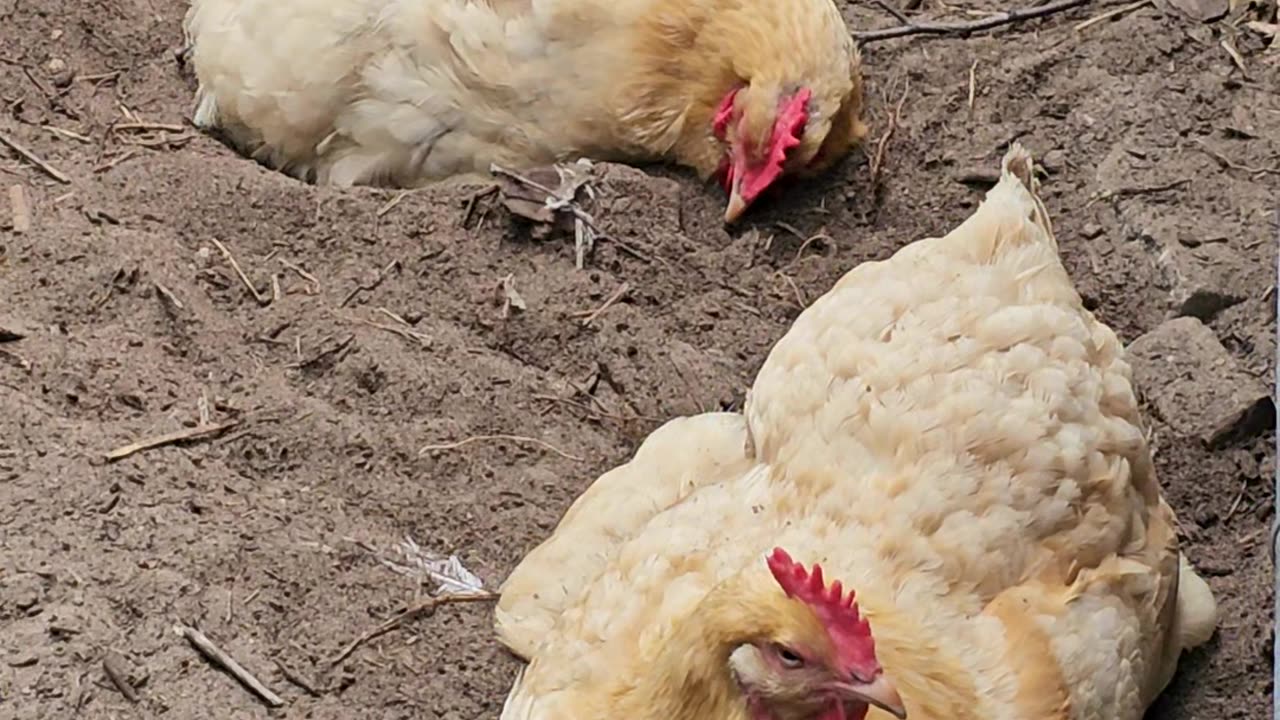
left=1, top=0, right=1277, bottom=717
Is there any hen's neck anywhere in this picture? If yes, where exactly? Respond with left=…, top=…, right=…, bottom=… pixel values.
left=619, top=594, right=756, bottom=720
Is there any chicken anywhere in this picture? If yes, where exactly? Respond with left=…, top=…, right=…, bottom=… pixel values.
left=182, top=0, right=867, bottom=223
left=493, top=144, right=1219, bottom=720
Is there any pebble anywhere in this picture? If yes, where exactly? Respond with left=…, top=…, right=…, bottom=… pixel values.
left=1127, top=317, right=1273, bottom=447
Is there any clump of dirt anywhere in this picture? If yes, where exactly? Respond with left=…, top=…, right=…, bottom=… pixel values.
left=1, top=0, right=1275, bottom=717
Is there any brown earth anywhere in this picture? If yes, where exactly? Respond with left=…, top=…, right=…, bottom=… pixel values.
left=1, top=0, right=1276, bottom=717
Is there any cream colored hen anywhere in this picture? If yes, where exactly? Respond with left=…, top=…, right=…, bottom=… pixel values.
left=494, top=145, right=1218, bottom=720
left=181, top=0, right=867, bottom=223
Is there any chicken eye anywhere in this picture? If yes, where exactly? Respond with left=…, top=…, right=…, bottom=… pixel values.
left=775, top=646, right=804, bottom=669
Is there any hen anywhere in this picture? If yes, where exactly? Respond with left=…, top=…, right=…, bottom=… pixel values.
left=493, top=145, right=1218, bottom=720
left=182, top=0, right=867, bottom=223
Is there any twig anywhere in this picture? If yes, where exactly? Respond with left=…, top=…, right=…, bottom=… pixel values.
left=1225, top=477, right=1249, bottom=520
left=336, top=308, right=431, bottom=348
left=278, top=258, right=322, bottom=294
left=1084, top=178, right=1190, bottom=208
left=1220, top=38, right=1247, bottom=75
left=376, top=191, right=411, bottom=218
left=102, top=651, right=139, bottom=703
left=1073, top=0, right=1151, bottom=31
left=340, top=259, right=400, bottom=307
left=105, top=420, right=239, bottom=462
left=273, top=658, right=322, bottom=697
left=210, top=238, right=271, bottom=306
left=329, top=592, right=498, bottom=668
left=461, top=185, right=498, bottom=228
left=112, top=122, right=188, bottom=133
left=871, top=0, right=914, bottom=24
left=44, top=125, right=91, bottom=143
left=869, top=82, right=910, bottom=182
left=573, top=282, right=630, bottom=326
left=419, top=434, right=583, bottom=461
left=174, top=625, right=284, bottom=708
left=967, top=60, right=979, bottom=112
left=0, top=130, right=71, bottom=183
left=153, top=281, right=185, bottom=311
left=854, top=0, right=1092, bottom=41
left=288, top=334, right=355, bottom=371
left=1195, top=140, right=1280, bottom=176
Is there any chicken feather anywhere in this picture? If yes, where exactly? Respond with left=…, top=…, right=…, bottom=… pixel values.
left=495, top=145, right=1218, bottom=720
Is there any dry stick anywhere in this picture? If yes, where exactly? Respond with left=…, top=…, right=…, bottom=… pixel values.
left=574, top=282, right=630, bottom=326
left=343, top=311, right=431, bottom=348
left=341, top=259, right=399, bottom=307
left=870, top=82, right=910, bottom=182
left=174, top=625, right=284, bottom=708
left=105, top=420, right=239, bottom=462
left=1195, top=140, right=1280, bottom=175
left=329, top=592, right=497, bottom=668
left=853, top=0, right=1092, bottom=42
left=153, top=281, right=185, bottom=311
left=0, top=130, right=72, bottom=183
left=273, top=658, right=322, bottom=697
left=102, top=651, right=139, bottom=703
left=112, top=122, right=188, bottom=133
left=1073, top=0, right=1151, bottom=31
left=279, top=258, right=322, bottom=293
left=967, top=60, right=979, bottom=113
left=419, top=434, right=583, bottom=461
left=210, top=238, right=271, bottom=306
left=376, top=190, right=410, bottom=217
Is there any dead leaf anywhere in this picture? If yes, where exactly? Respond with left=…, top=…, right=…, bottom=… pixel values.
left=7, top=185, right=30, bottom=233
left=1246, top=20, right=1280, bottom=50
left=499, top=273, right=527, bottom=317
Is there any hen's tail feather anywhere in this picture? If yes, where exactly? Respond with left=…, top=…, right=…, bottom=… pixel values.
left=499, top=665, right=538, bottom=720
left=999, top=142, right=1057, bottom=252
left=1174, top=554, right=1218, bottom=651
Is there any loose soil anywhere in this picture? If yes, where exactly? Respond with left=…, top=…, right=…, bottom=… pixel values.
left=1, top=0, right=1276, bottom=718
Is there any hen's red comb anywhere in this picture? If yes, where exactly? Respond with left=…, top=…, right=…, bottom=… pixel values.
left=713, top=88, right=740, bottom=141
left=739, top=89, right=811, bottom=201
left=767, top=547, right=881, bottom=678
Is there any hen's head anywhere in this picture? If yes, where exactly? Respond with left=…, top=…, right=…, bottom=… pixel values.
left=625, top=0, right=867, bottom=223
left=710, top=74, right=864, bottom=224
left=729, top=548, right=904, bottom=720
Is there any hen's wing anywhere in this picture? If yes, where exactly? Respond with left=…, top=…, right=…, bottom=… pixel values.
left=495, top=412, right=754, bottom=658
left=184, top=0, right=627, bottom=185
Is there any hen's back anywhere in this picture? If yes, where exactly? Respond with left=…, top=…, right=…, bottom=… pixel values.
left=494, top=413, right=754, bottom=659
left=184, top=0, right=387, bottom=178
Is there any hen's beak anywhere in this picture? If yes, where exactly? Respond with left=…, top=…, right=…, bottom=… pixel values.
left=833, top=674, right=907, bottom=719
left=724, top=171, right=748, bottom=224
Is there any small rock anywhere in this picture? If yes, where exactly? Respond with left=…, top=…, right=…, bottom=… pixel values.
left=1158, top=0, right=1229, bottom=21
left=1081, top=223, right=1104, bottom=240
left=45, top=58, right=73, bottom=87
left=6, top=577, right=42, bottom=613
left=1041, top=149, right=1067, bottom=174
left=6, top=652, right=37, bottom=668
left=1127, top=317, right=1274, bottom=447
left=951, top=167, right=1001, bottom=186
left=1153, top=240, right=1247, bottom=320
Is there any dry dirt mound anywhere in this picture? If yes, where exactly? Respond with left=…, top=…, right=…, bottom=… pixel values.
left=1, top=0, right=1276, bottom=718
